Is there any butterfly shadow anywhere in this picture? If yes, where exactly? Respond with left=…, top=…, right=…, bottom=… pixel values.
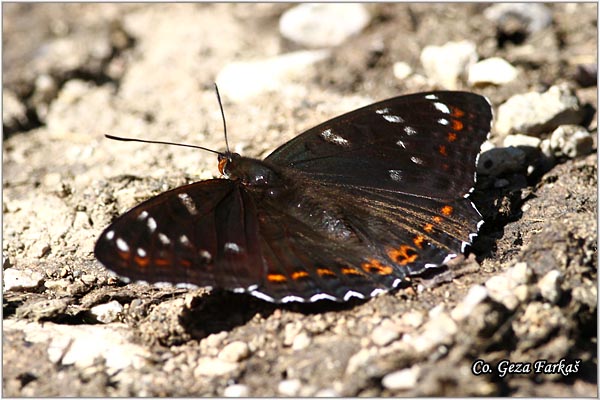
left=178, top=289, right=374, bottom=339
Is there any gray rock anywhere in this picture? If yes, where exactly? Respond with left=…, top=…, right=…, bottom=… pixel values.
left=549, top=125, right=594, bottom=158
left=382, top=365, right=420, bottom=390
left=503, top=134, right=542, bottom=148
left=420, top=41, right=478, bottom=89
left=495, top=84, right=586, bottom=136
left=477, top=147, right=527, bottom=176
left=279, top=4, right=370, bottom=48
left=484, top=3, right=552, bottom=35
left=223, top=384, right=249, bottom=397
left=468, top=57, right=518, bottom=86
left=3, top=268, right=44, bottom=291
left=90, top=300, right=124, bottom=323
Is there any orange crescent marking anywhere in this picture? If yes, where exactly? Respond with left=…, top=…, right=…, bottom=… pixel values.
left=134, top=256, right=149, bottom=268
left=291, top=271, right=309, bottom=280
left=451, top=107, right=465, bottom=118
left=441, top=205, right=453, bottom=216
left=267, top=273, right=287, bottom=282
left=423, top=223, right=434, bottom=233
left=387, top=244, right=419, bottom=265
left=413, top=235, right=425, bottom=249
left=438, top=145, right=447, bottom=156
left=447, top=132, right=458, bottom=142
left=451, top=119, right=464, bottom=131
left=433, top=216, right=443, bottom=223
left=341, top=267, right=363, bottom=276
left=317, top=268, right=336, bottom=277
left=361, top=259, right=393, bottom=275
left=155, top=258, right=171, bottom=267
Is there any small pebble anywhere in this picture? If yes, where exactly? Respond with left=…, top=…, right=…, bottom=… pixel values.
left=484, top=3, right=553, bottom=35
left=503, top=134, right=542, bottom=148
left=420, top=40, right=478, bottom=89
left=451, top=285, right=488, bottom=321
left=549, top=125, right=594, bottom=158
left=371, top=320, right=400, bottom=346
left=314, top=388, right=340, bottom=397
left=223, top=384, right=249, bottom=397
left=90, top=301, right=124, bottom=323
left=278, top=378, right=302, bottom=396
left=486, top=275, right=519, bottom=310
left=495, top=84, right=586, bottom=136
left=194, top=357, right=238, bottom=377
left=382, top=365, right=420, bottom=390
left=219, top=341, right=250, bottom=362
left=537, top=270, right=562, bottom=304
left=393, top=62, right=413, bottom=80
left=279, top=4, right=370, bottom=48
left=477, top=147, right=527, bottom=176
left=291, top=332, right=311, bottom=351
left=468, top=57, right=518, bottom=86
left=3, top=268, right=44, bottom=291
left=216, top=50, right=329, bottom=102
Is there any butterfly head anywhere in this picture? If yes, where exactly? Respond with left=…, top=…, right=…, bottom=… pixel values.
left=219, top=153, right=280, bottom=187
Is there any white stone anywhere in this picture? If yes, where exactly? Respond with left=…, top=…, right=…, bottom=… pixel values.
left=538, top=270, right=562, bottom=304
left=420, top=41, right=478, bottom=89
left=468, top=57, right=518, bottom=86
left=223, top=384, right=249, bottom=397
left=291, top=332, right=311, bottom=351
left=194, top=357, right=238, bottom=376
left=4, top=320, right=149, bottom=372
left=219, top=341, right=250, bottom=362
left=451, top=285, right=488, bottom=321
left=3, top=268, right=44, bottom=291
left=503, top=134, right=542, bottom=148
left=278, top=378, right=302, bottom=396
left=486, top=275, right=519, bottom=310
left=279, top=4, right=370, bottom=48
left=393, top=62, right=413, bottom=80
left=216, top=50, right=329, bottom=102
left=371, top=321, right=400, bottom=346
left=549, top=125, right=594, bottom=158
left=382, top=365, right=421, bottom=390
left=90, top=300, right=124, bottom=323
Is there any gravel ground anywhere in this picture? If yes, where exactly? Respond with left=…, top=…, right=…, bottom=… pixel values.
left=3, top=3, right=597, bottom=397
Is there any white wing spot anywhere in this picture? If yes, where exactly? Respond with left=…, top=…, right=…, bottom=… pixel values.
left=404, top=126, right=417, bottom=135
left=425, top=94, right=439, bottom=100
left=179, top=234, right=191, bottom=245
left=136, top=248, right=147, bottom=257
left=178, top=192, right=199, bottom=215
left=138, top=210, right=149, bottom=220
left=199, top=250, right=212, bottom=262
left=411, top=156, right=424, bottom=165
left=383, top=114, right=403, bottom=123
left=396, top=139, right=406, bottom=148
left=105, top=230, right=115, bottom=240
left=116, top=238, right=129, bottom=252
left=375, top=107, right=391, bottom=114
left=389, top=169, right=403, bottom=182
left=158, top=233, right=171, bottom=245
left=433, top=102, right=450, bottom=114
left=320, top=128, right=350, bottom=147
left=438, top=118, right=449, bottom=125
left=224, top=242, right=241, bottom=253
left=147, top=217, right=157, bottom=232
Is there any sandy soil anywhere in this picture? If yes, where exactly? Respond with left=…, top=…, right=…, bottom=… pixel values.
left=3, top=3, right=597, bottom=396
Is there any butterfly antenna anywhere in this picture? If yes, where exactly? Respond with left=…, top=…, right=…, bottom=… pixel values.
left=104, top=134, right=224, bottom=156
left=214, top=83, right=231, bottom=155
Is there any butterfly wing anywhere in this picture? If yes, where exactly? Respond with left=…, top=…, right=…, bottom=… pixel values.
left=256, top=92, right=492, bottom=299
left=266, top=91, right=491, bottom=199
left=94, top=179, right=265, bottom=292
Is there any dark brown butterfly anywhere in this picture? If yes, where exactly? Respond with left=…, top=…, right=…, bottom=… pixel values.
left=95, top=90, right=492, bottom=303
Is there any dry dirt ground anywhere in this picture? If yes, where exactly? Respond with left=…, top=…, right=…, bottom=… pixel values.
left=2, top=3, right=597, bottom=397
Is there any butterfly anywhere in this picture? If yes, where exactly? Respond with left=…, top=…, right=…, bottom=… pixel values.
left=94, top=90, right=492, bottom=303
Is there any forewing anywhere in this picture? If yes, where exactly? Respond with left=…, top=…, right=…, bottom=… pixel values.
left=94, top=179, right=264, bottom=292
left=266, top=91, right=492, bottom=199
